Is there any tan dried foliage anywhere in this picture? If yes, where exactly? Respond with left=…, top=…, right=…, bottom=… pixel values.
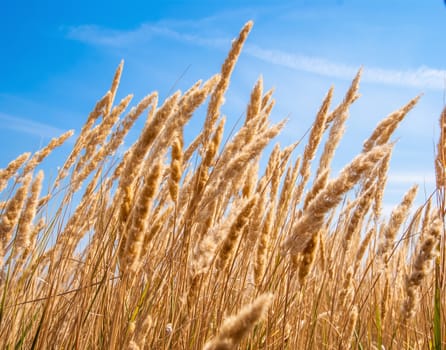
left=0, top=21, right=444, bottom=350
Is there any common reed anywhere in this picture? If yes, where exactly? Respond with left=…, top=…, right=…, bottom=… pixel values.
left=0, top=21, right=445, bottom=349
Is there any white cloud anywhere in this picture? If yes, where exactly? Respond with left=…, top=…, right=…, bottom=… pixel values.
left=66, top=22, right=446, bottom=90
left=245, top=45, right=446, bottom=90
left=67, top=24, right=154, bottom=47
left=387, top=171, right=435, bottom=185
left=66, top=23, right=229, bottom=49
left=0, top=112, right=69, bottom=139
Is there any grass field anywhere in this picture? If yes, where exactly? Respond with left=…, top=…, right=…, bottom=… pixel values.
left=0, top=21, right=445, bottom=349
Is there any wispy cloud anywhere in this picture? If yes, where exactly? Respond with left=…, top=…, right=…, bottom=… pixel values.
left=66, top=22, right=229, bottom=49
left=67, top=25, right=146, bottom=47
left=245, top=45, right=446, bottom=90
left=0, top=112, right=69, bottom=139
left=387, top=171, right=436, bottom=186
left=66, top=22, right=446, bottom=90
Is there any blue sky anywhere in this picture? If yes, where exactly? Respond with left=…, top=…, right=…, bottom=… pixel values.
left=1, top=0, right=446, bottom=210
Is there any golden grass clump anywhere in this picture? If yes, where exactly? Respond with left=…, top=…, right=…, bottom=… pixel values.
left=1, top=21, right=445, bottom=349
